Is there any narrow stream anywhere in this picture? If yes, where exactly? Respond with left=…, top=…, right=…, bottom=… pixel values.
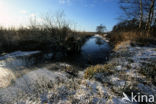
left=63, top=35, right=111, bottom=66
left=81, top=35, right=111, bottom=63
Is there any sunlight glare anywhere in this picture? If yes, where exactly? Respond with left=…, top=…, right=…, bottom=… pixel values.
left=0, top=1, right=12, bottom=27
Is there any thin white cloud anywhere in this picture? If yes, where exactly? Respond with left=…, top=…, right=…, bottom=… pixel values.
left=59, top=0, right=70, bottom=4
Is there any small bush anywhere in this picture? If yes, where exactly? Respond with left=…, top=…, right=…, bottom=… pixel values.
left=84, top=64, right=114, bottom=79
left=139, top=63, right=156, bottom=85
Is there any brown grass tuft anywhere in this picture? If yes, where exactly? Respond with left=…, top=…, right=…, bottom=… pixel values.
left=109, top=31, right=156, bottom=47
left=84, top=64, right=114, bottom=79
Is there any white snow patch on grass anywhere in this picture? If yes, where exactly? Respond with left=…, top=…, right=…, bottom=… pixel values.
left=0, top=67, right=15, bottom=88
left=0, top=51, right=40, bottom=60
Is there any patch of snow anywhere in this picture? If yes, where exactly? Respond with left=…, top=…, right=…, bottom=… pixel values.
left=59, top=63, right=71, bottom=67
left=125, top=70, right=138, bottom=78
left=137, top=83, right=156, bottom=95
left=116, top=65, right=122, bottom=70
left=0, top=57, right=34, bottom=68
left=43, top=53, right=53, bottom=60
left=94, top=34, right=109, bottom=42
left=0, top=67, right=15, bottom=88
left=0, top=51, right=41, bottom=68
left=108, top=97, right=128, bottom=104
left=109, top=75, right=126, bottom=89
left=0, top=69, right=69, bottom=103
left=130, top=63, right=141, bottom=69
left=0, top=51, right=40, bottom=60
left=129, top=47, right=156, bottom=63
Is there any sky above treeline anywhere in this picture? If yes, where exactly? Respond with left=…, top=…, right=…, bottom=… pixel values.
left=0, top=0, right=121, bottom=31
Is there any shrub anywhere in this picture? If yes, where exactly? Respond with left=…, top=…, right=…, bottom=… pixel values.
left=84, top=64, right=114, bottom=79
left=109, top=31, right=156, bottom=47
left=0, top=26, right=92, bottom=53
left=139, top=63, right=156, bottom=85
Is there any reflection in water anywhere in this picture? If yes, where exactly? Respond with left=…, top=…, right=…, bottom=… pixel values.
left=96, top=37, right=105, bottom=45
left=81, top=35, right=111, bottom=63
left=65, top=35, right=111, bottom=66
left=82, top=36, right=110, bottom=53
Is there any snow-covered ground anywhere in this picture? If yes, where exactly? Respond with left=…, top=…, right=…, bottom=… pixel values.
left=0, top=51, right=40, bottom=60
left=0, top=51, right=41, bottom=68
left=0, top=44, right=156, bottom=104
left=0, top=67, right=15, bottom=88
left=0, top=51, right=41, bottom=88
left=0, top=68, right=127, bottom=104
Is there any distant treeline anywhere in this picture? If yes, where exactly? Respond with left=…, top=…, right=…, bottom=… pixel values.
left=109, top=0, right=156, bottom=46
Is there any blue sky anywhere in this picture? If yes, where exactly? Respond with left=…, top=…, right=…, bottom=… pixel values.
left=0, top=0, right=121, bottom=31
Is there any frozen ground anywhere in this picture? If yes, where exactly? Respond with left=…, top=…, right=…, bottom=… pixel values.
left=0, top=51, right=41, bottom=69
left=0, top=43, right=156, bottom=104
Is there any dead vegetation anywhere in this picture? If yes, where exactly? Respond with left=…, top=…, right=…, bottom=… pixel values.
left=108, top=19, right=156, bottom=47
left=84, top=64, right=114, bottom=79
left=0, top=12, right=93, bottom=54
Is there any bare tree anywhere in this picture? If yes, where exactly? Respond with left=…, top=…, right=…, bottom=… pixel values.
left=29, top=16, right=38, bottom=29
left=139, top=0, right=143, bottom=29
left=54, top=10, right=69, bottom=29
left=119, top=0, right=156, bottom=31
left=146, top=0, right=155, bottom=31
left=119, top=0, right=140, bottom=20
left=42, top=13, right=54, bottom=29
left=96, top=24, right=106, bottom=34
left=41, top=10, right=69, bottom=29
